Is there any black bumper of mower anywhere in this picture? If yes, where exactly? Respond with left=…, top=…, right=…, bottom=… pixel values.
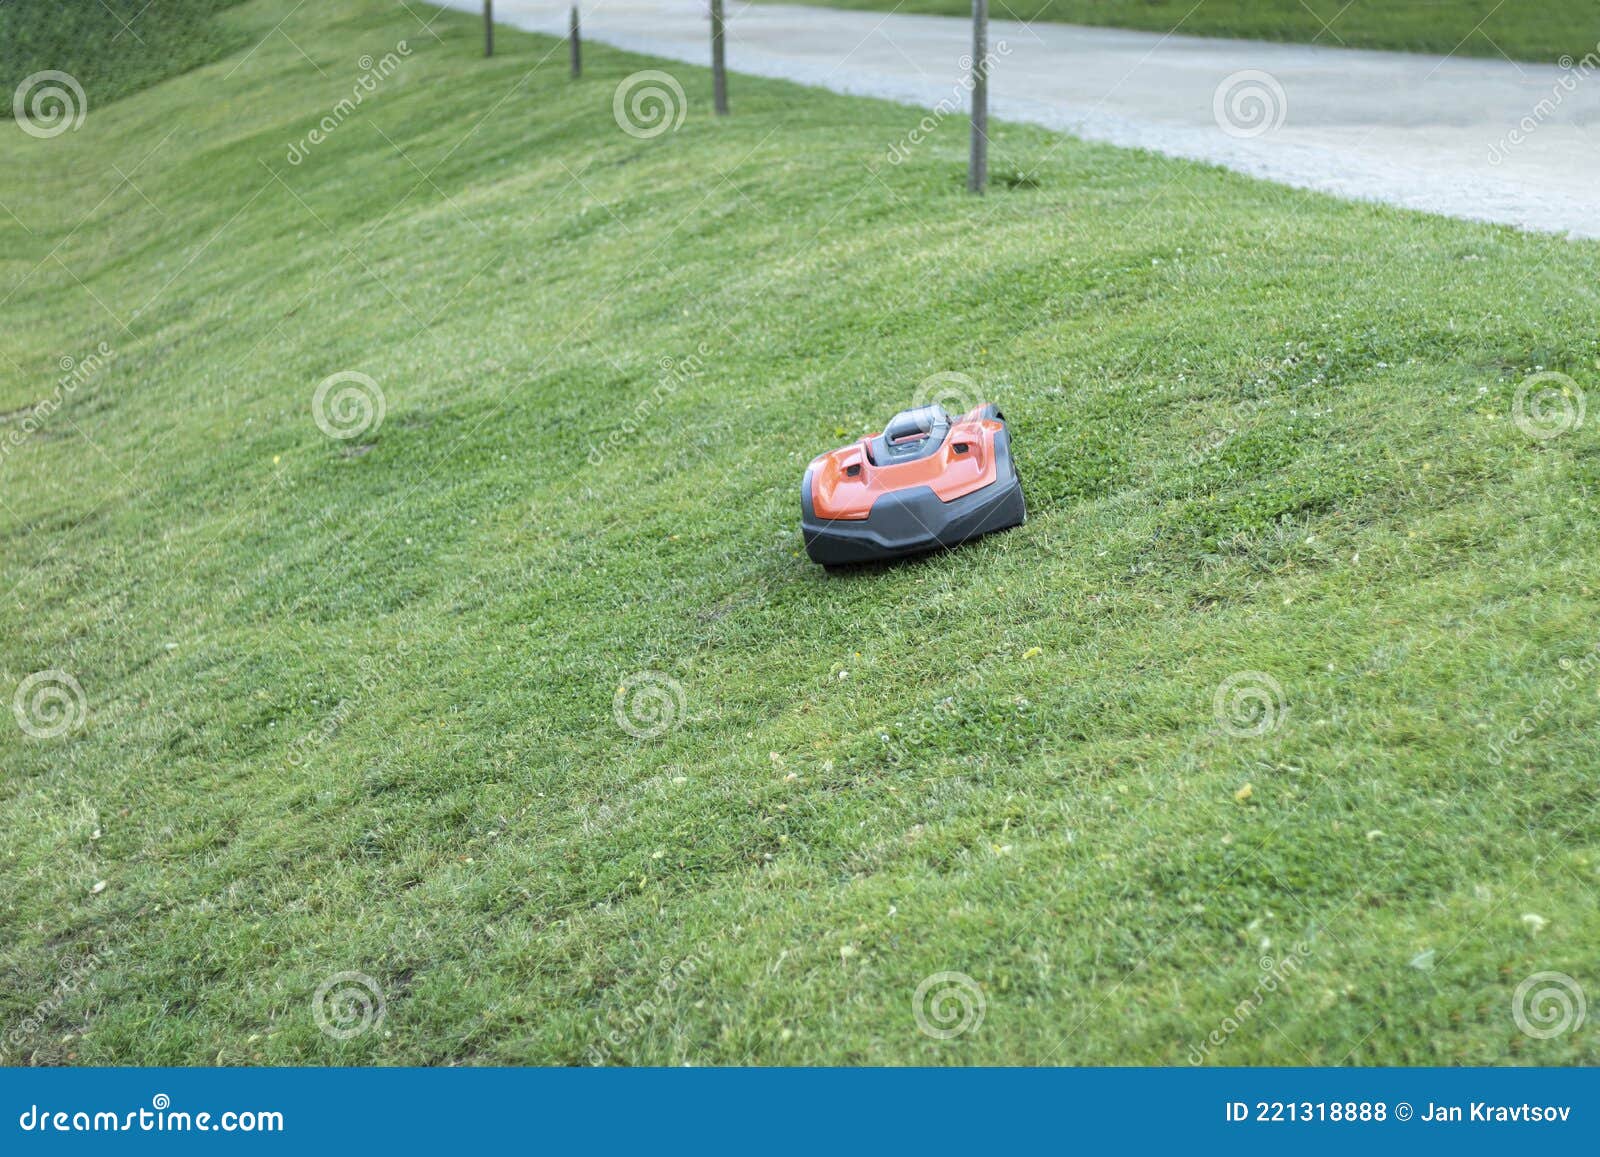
left=800, top=443, right=1026, bottom=567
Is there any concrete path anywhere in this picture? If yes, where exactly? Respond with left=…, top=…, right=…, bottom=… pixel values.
left=440, top=0, right=1600, bottom=238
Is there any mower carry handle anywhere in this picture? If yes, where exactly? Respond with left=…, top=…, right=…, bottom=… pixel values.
left=883, top=404, right=949, bottom=444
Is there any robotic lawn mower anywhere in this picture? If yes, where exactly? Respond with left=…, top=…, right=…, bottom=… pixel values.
left=800, top=402, right=1026, bottom=567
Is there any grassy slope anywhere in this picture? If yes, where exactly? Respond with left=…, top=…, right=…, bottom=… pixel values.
left=0, top=0, right=250, bottom=114
left=2, top=0, right=1598, bottom=1066
left=761, top=0, right=1599, bottom=63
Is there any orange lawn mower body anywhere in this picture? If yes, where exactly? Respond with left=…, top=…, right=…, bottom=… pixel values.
left=800, top=403, right=1026, bottom=566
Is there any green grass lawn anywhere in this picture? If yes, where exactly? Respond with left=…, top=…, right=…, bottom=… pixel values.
left=3, top=0, right=1598, bottom=1066
left=1, top=0, right=250, bottom=114
left=762, top=0, right=1599, bottom=63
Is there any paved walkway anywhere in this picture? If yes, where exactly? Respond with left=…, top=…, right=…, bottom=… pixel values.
left=441, top=0, right=1600, bottom=238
